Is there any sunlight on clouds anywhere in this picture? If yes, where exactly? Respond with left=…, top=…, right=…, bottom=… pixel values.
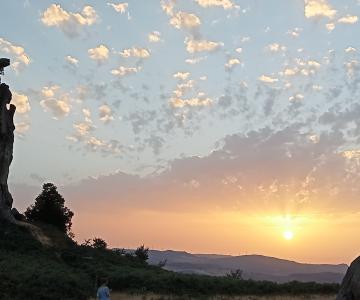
left=185, top=56, right=207, bottom=64
left=225, top=58, right=241, bottom=70
left=107, top=2, right=128, bottom=14
left=65, top=55, right=79, bottom=66
left=12, top=92, right=30, bottom=114
left=258, top=75, right=278, bottom=83
left=41, top=4, right=98, bottom=37
left=185, top=38, right=221, bottom=53
left=195, top=0, right=236, bottom=10
left=265, top=43, right=287, bottom=53
left=148, top=31, right=161, bottom=43
left=88, top=45, right=110, bottom=62
left=304, top=0, right=336, bottom=19
left=0, top=38, right=30, bottom=72
left=171, top=96, right=212, bottom=108
left=338, top=15, right=358, bottom=24
left=170, top=11, right=201, bottom=29
left=111, top=66, right=140, bottom=76
left=119, top=47, right=150, bottom=58
left=99, top=104, right=114, bottom=124
left=15, top=122, right=30, bottom=135
left=40, top=86, right=71, bottom=119
left=173, top=72, right=190, bottom=81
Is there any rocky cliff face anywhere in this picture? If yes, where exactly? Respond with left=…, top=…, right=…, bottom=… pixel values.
left=0, top=82, right=16, bottom=221
left=337, top=256, right=360, bottom=300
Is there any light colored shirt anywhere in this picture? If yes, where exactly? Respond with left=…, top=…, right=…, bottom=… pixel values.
left=97, top=286, right=110, bottom=300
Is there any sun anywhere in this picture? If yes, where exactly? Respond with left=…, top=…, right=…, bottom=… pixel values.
left=283, top=230, right=294, bottom=240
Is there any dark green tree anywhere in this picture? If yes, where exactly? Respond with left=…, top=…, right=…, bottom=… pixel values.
left=135, top=245, right=149, bottom=261
left=25, top=183, right=74, bottom=234
left=91, top=238, right=107, bottom=250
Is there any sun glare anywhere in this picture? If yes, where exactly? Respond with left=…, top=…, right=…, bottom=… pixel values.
left=283, top=230, right=294, bottom=240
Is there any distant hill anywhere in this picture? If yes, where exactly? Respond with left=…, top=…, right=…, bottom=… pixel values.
left=148, top=250, right=347, bottom=283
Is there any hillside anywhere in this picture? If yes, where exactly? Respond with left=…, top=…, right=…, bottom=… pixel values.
left=0, top=220, right=341, bottom=300
left=148, top=250, right=347, bottom=283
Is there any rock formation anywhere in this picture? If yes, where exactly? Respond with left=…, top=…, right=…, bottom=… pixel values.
left=336, top=256, right=360, bottom=300
left=0, top=82, right=16, bottom=221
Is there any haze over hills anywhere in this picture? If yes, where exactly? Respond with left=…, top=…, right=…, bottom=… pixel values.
left=147, top=250, right=348, bottom=284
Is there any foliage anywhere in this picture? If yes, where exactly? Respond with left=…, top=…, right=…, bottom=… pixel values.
left=25, top=183, right=74, bottom=234
left=226, top=269, right=244, bottom=280
left=135, top=244, right=149, bottom=261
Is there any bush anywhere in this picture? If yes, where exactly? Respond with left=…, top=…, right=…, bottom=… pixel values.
left=135, top=245, right=149, bottom=262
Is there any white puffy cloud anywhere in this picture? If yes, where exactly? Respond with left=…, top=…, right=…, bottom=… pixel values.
left=15, top=122, right=30, bottom=135
left=41, top=4, right=98, bottom=38
left=107, top=2, right=128, bottom=13
left=119, top=47, right=150, bottom=58
left=0, top=38, right=30, bottom=72
left=258, top=75, right=278, bottom=83
left=173, top=72, right=190, bottom=80
left=170, top=11, right=201, bottom=29
left=99, top=104, right=114, bottom=124
left=40, top=86, right=71, bottom=119
left=225, top=58, right=241, bottom=70
left=171, top=96, right=212, bottom=108
left=195, top=0, right=237, bottom=10
left=12, top=92, right=30, bottom=114
left=65, top=55, right=79, bottom=66
left=88, top=45, right=110, bottom=62
left=185, top=56, right=207, bottom=64
left=185, top=38, right=222, bottom=53
left=338, top=15, right=358, bottom=24
left=148, top=31, right=161, bottom=43
left=304, top=0, right=336, bottom=19
left=111, top=66, right=140, bottom=77
left=265, top=43, right=287, bottom=53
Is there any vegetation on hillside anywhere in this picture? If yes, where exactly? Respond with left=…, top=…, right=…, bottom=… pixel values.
left=0, top=183, right=341, bottom=300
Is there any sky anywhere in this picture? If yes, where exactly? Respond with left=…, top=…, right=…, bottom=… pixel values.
left=2, top=0, right=360, bottom=264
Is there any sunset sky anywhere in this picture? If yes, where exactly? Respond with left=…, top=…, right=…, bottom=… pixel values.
left=2, top=0, right=360, bottom=264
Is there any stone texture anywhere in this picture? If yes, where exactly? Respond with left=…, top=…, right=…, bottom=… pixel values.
left=0, top=82, right=16, bottom=221
left=337, top=256, right=360, bottom=300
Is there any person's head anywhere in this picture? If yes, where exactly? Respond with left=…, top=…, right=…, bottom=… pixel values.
left=100, top=278, right=108, bottom=286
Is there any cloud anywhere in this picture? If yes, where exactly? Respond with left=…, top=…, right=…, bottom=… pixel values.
left=265, top=43, right=287, bottom=53
left=15, top=121, right=30, bottom=135
left=171, top=96, right=212, bottom=108
left=107, top=2, right=128, bottom=13
left=0, top=38, right=30, bottom=72
left=111, top=66, right=140, bottom=77
left=338, top=15, right=358, bottom=24
left=185, top=38, right=222, bottom=53
left=148, top=31, right=161, bottom=43
left=99, top=104, right=114, bottom=124
left=65, top=55, right=79, bottom=66
left=195, top=0, right=237, bottom=10
left=40, top=86, right=71, bottom=119
left=170, top=11, right=201, bottom=30
left=304, top=0, right=336, bottom=19
left=225, top=58, right=241, bottom=70
left=88, top=45, right=110, bottom=62
left=258, top=75, right=279, bottom=83
left=12, top=92, right=30, bottom=114
left=119, top=47, right=150, bottom=58
left=185, top=56, right=207, bottom=64
left=41, top=4, right=98, bottom=38
left=173, top=72, right=190, bottom=81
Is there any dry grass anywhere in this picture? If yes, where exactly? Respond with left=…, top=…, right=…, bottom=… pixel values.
left=90, top=293, right=336, bottom=300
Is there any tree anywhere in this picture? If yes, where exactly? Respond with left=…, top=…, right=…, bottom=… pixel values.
left=135, top=245, right=149, bottom=261
left=25, top=183, right=74, bottom=234
left=92, top=238, right=107, bottom=250
left=226, top=269, right=243, bottom=280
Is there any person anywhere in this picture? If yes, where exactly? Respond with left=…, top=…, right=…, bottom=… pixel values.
left=97, top=278, right=111, bottom=300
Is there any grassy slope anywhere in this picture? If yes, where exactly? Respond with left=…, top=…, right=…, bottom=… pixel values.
left=0, top=220, right=340, bottom=300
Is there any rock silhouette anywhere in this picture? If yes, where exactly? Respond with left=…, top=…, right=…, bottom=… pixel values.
left=336, top=256, right=360, bottom=300
left=0, top=81, right=16, bottom=221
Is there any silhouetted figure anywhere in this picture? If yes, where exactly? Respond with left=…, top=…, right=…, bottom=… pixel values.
left=97, top=279, right=111, bottom=300
left=0, top=58, right=16, bottom=222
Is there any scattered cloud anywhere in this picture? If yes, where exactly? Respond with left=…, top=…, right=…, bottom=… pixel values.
left=338, top=15, right=358, bottom=24
left=304, top=0, right=337, bottom=19
left=40, top=86, right=71, bottom=119
left=88, top=45, right=110, bottom=62
left=119, top=47, right=150, bottom=58
left=107, top=2, right=128, bottom=13
left=173, top=72, right=190, bottom=81
left=185, top=38, right=222, bottom=53
left=65, top=55, right=79, bottom=66
left=195, top=0, right=237, bottom=10
left=258, top=75, right=279, bottom=83
left=170, top=11, right=201, bottom=30
left=148, top=31, right=161, bottom=43
left=99, top=104, right=114, bottom=124
left=111, top=66, right=140, bottom=76
left=41, top=4, right=98, bottom=38
left=12, top=92, right=30, bottom=114
left=0, top=38, right=30, bottom=72
left=265, top=43, right=287, bottom=53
